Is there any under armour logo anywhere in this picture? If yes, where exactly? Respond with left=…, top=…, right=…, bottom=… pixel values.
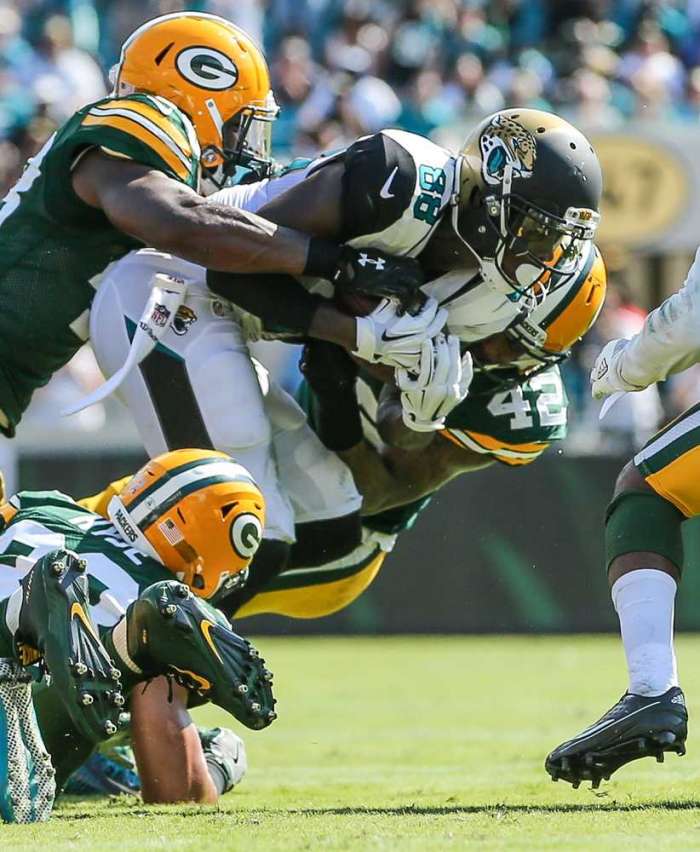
left=358, top=253, right=386, bottom=271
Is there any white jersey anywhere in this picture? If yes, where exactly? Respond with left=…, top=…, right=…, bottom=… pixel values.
left=613, top=246, right=700, bottom=388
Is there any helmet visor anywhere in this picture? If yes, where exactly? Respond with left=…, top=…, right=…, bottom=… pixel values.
left=497, top=198, right=594, bottom=294
left=221, top=93, right=278, bottom=180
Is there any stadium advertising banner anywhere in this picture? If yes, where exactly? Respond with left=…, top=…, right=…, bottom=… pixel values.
left=593, top=126, right=696, bottom=252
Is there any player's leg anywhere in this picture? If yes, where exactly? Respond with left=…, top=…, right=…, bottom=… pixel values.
left=90, top=253, right=296, bottom=586
left=546, top=405, right=700, bottom=787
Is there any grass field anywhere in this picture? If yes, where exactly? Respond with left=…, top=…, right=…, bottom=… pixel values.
left=3, top=634, right=700, bottom=850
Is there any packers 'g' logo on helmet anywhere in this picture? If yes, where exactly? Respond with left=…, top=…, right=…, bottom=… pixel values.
left=230, top=513, right=262, bottom=559
left=108, top=449, right=265, bottom=599
left=175, top=46, right=238, bottom=91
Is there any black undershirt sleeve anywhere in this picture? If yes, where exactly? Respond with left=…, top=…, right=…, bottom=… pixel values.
left=206, top=269, right=324, bottom=337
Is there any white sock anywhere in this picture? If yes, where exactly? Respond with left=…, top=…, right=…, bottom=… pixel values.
left=611, top=569, right=678, bottom=697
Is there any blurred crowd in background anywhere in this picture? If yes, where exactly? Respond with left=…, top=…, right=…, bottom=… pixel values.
left=1, top=0, right=698, bottom=456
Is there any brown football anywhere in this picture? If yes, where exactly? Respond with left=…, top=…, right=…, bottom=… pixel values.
left=334, top=290, right=381, bottom=317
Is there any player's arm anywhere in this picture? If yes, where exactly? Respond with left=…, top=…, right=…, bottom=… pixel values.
left=73, top=151, right=312, bottom=275
left=342, top=437, right=493, bottom=516
left=131, top=676, right=218, bottom=804
left=592, top=251, right=700, bottom=396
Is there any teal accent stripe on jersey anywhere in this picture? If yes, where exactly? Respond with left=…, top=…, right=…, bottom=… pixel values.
left=541, top=244, right=597, bottom=329
left=125, top=317, right=184, bottom=362
left=137, top=474, right=247, bottom=531
left=266, top=547, right=382, bottom=592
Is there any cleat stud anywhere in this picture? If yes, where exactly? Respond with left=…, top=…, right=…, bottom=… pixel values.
left=267, top=711, right=277, bottom=722
left=656, top=752, right=664, bottom=764
left=76, top=559, right=88, bottom=573
left=678, top=744, right=687, bottom=757
left=250, top=702, right=261, bottom=712
left=73, top=662, right=88, bottom=676
left=80, top=692, right=94, bottom=706
left=104, top=720, right=117, bottom=736
left=110, top=667, right=121, bottom=681
left=591, top=777, right=601, bottom=790
left=162, top=603, right=177, bottom=617
left=263, top=669, right=273, bottom=682
left=112, top=692, right=125, bottom=707
left=237, top=684, right=248, bottom=694
left=572, top=780, right=580, bottom=790
left=175, top=585, right=189, bottom=599
left=249, top=648, right=259, bottom=659
left=50, top=560, right=64, bottom=576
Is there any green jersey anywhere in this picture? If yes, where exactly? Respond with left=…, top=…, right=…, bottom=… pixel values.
left=0, top=93, right=200, bottom=432
left=0, top=490, right=171, bottom=629
left=298, top=366, right=568, bottom=537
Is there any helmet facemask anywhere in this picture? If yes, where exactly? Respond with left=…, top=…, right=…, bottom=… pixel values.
left=201, top=91, right=279, bottom=190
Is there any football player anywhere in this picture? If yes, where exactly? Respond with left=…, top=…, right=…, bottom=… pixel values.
left=0, top=449, right=274, bottom=821
left=88, top=109, right=602, bottom=609
left=0, top=11, right=423, bottom=438
left=66, top=245, right=605, bottom=804
left=233, top=244, right=607, bottom=620
left=544, top=249, right=700, bottom=789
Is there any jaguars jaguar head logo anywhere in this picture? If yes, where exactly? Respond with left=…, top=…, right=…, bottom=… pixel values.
left=172, top=305, right=197, bottom=336
left=479, top=114, right=537, bottom=186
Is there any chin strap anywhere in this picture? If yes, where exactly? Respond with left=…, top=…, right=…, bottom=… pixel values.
left=62, top=273, right=187, bottom=416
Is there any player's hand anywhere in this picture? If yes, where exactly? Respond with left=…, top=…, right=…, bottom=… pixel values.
left=333, top=246, right=425, bottom=315
left=300, top=340, right=358, bottom=398
left=353, top=297, right=447, bottom=370
left=590, top=338, right=645, bottom=399
left=397, top=334, right=473, bottom=432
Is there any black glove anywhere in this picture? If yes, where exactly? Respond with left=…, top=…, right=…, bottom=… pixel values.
left=332, top=246, right=426, bottom=315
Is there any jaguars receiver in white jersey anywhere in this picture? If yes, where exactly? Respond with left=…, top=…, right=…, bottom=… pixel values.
left=89, top=110, right=602, bottom=609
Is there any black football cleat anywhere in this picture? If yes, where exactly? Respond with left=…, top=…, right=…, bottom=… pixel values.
left=546, top=686, right=688, bottom=789
left=16, top=550, right=124, bottom=745
left=109, top=581, right=276, bottom=731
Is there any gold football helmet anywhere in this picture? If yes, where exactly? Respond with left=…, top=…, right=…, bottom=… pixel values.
left=114, top=12, right=278, bottom=182
left=108, top=448, right=265, bottom=599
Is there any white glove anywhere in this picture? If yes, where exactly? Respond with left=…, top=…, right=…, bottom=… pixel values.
left=397, top=334, right=474, bottom=432
left=590, top=338, right=647, bottom=399
left=353, top=297, right=448, bottom=370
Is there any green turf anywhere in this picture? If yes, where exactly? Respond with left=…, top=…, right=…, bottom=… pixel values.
left=3, top=635, right=700, bottom=850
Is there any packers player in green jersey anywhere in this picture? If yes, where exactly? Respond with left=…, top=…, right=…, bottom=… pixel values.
left=0, top=11, right=423, bottom=436
left=0, top=448, right=275, bottom=821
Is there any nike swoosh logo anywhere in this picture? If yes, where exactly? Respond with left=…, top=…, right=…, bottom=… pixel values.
left=71, top=602, right=98, bottom=641
left=380, top=166, right=398, bottom=200
left=200, top=619, right=223, bottom=664
left=381, top=330, right=414, bottom=342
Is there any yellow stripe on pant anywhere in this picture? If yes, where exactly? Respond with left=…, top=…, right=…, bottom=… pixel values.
left=237, top=552, right=386, bottom=619
left=635, top=403, right=700, bottom=518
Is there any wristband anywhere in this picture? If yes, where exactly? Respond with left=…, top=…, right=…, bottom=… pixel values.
left=303, top=238, right=343, bottom=278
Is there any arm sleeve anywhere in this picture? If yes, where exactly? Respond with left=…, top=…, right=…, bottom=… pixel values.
left=206, top=270, right=324, bottom=337
left=617, top=248, right=700, bottom=388
left=336, top=132, right=417, bottom=240
left=72, top=95, right=199, bottom=187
